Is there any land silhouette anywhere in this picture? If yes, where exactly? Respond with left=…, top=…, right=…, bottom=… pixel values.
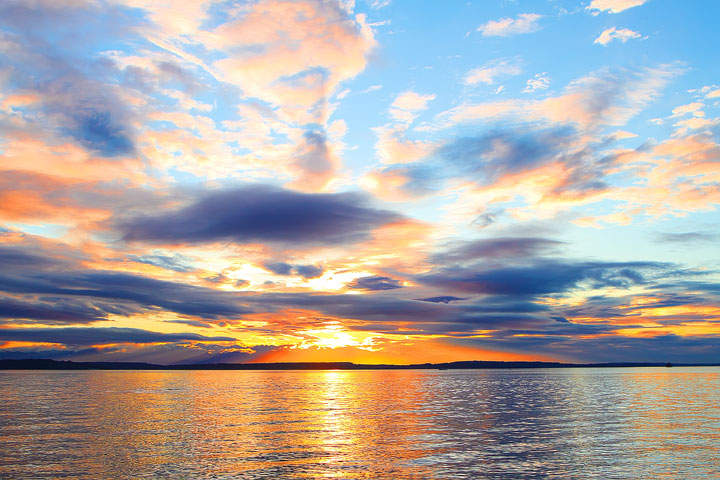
left=1, top=359, right=717, bottom=370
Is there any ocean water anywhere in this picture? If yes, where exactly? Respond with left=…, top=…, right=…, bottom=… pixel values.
left=0, top=367, right=718, bottom=479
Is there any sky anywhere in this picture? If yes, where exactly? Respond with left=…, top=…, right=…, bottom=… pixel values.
left=0, top=0, right=719, bottom=365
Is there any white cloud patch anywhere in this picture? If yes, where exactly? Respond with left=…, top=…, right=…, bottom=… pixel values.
left=369, top=0, right=391, bottom=9
left=524, top=72, right=550, bottom=93
left=439, top=65, right=680, bottom=131
left=587, top=0, right=648, bottom=14
left=594, top=27, right=643, bottom=45
left=389, top=91, right=436, bottom=123
left=671, top=102, right=704, bottom=117
left=464, top=59, right=522, bottom=86
left=477, top=13, right=543, bottom=37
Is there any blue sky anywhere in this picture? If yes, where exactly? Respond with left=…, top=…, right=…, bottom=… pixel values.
left=0, top=0, right=718, bottom=364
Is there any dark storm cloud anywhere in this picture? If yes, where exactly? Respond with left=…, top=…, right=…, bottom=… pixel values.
left=264, top=262, right=293, bottom=275
left=458, top=300, right=551, bottom=314
left=263, top=262, right=324, bottom=278
left=28, top=271, right=253, bottom=319
left=347, top=276, right=404, bottom=291
left=0, top=342, right=281, bottom=365
left=417, top=296, right=466, bottom=304
left=0, top=327, right=234, bottom=346
left=243, top=292, right=449, bottom=323
left=294, top=265, right=324, bottom=279
left=557, top=292, right=719, bottom=323
left=1, top=239, right=714, bottom=344
left=0, top=245, right=68, bottom=268
left=418, top=261, right=664, bottom=296
left=118, top=185, right=401, bottom=246
left=241, top=292, right=554, bottom=335
left=0, top=297, right=109, bottom=325
left=0, top=244, right=253, bottom=320
left=450, top=334, right=720, bottom=364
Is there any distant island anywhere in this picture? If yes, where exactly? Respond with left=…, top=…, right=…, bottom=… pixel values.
left=1, top=359, right=718, bottom=370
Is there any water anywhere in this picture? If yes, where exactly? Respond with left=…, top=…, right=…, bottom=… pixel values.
left=0, top=367, right=718, bottom=479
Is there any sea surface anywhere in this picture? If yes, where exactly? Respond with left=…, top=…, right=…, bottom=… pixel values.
left=0, top=367, right=718, bottom=479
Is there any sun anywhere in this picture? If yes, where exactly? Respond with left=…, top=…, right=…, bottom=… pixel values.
left=295, top=323, right=380, bottom=350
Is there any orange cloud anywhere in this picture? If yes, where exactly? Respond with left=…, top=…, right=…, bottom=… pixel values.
left=211, top=0, right=375, bottom=121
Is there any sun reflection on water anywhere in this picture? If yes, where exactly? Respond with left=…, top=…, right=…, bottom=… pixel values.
left=0, top=368, right=718, bottom=479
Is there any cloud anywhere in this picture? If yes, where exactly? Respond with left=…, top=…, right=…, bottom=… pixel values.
left=127, top=253, right=196, bottom=272
left=263, top=262, right=324, bottom=278
left=452, top=333, right=720, bottom=364
left=464, top=59, right=522, bottom=86
left=587, top=0, right=648, bottom=14
left=0, top=242, right=255, bottom=320
left=0, top=297, right=110, bottom=325
left=0, top=0, right=139, bottom=157
left=211, top=0, right=375, bottom=121
left=347, top=276, right=404, bottom=290
left=0, top=269, right=255, bottom=320
left=524, top=72, right=550, bottom=93
left=368, top=0, right=391, bottom=9
left=655, top=232, right=719, bottom=244
left=362, top=122, right=620, bottom=203
left=670, top=102, right=704, bottom=118
left=418, top=261, right=663, bottom=296
left=0, top=171, right=162, bottom=226
left=264, top=262, right=294, bottom=276
left=417, top=296, right=466, bottom=304
left=477, top=13, right=542, bottom=37
left=119, top=185, right=401, bottom=247
left=389, top=91, right=436, bottom=123
left=443, top=65, right=679, bottom=131
left=437, top=126, right=607, bottom=195
left=287, top=130, right=340, bottom=192
left=594, top=27, right=643, bottom=45
left=0, top=342, right=280, bottom=364
left=0, top=327, right=234, bottom=346
left=117, top=0, right=377, bottom=190
left=295, top=265, right=324, bottom=279
left=434, top=237, right=566, bottom=263
left=372, top=126, right=437, bottom=165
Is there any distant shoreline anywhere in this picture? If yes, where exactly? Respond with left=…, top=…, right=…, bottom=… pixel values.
left=1, top=359, right=719, bottom=371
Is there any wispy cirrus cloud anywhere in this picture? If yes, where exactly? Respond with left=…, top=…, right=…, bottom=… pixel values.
left=477, top=13, right=542, bottom=37
left=389, top=91, right=436, bottom=123
left=464, top=59, right=522, bottom=86
left=524, top=73, right=550, bottom=93
left=594, top=27, right=643, bottom=45
left=587, top=0, right=649, bottom=14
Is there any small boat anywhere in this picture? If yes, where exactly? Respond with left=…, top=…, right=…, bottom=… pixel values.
left=665, top=362, right=673, bottom=368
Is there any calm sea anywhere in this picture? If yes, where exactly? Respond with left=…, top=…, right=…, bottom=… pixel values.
left=0, top=367, right=718, bottom=479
